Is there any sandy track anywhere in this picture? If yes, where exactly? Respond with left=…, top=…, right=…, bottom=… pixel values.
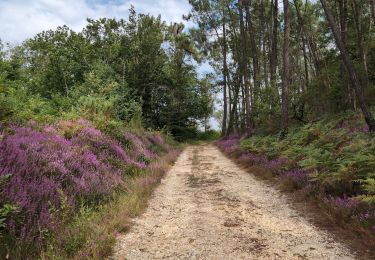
left=112, top=145, right=355, bottom=259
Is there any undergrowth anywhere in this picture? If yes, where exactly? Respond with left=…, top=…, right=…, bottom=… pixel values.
left=0, top=118, right=180, bottom=259
left=216, top=112, right=375, bottom=235
left=41, top=149, right=181, bottom=259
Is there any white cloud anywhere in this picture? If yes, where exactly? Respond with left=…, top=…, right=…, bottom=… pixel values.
left=0, top=0, right=191, bottom=44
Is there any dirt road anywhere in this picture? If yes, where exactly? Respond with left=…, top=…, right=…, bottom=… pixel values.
left=113, top=145, right=355, bottom=259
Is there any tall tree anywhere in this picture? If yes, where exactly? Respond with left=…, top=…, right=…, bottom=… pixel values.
left=281, top=0, right=291, bottom=138
left=222, top=6, right=229, bottom=136
left=320, top=0, right=375, bottom=131
left=238, top=0, right=252, bottom=133
left=270, top=0, right=278, bottom=89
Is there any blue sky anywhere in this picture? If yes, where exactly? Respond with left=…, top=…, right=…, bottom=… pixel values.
left=0, top=0, right=192, bottom=44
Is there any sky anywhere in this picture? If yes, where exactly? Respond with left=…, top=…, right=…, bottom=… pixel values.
left=0, top=0, right=192, bottom=44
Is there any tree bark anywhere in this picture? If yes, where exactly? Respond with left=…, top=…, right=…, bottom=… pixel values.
left=281, top=0, right=290, bottom=138
left=351, top=0, right=369, bottom=90
left=270, top=0, right=278, bottom=89
left=294, top=0, right=309, bottom=91
left=222, top=8, right=228, bottom=136
left=227, top=68, right=242, bottom=135
left=245, top=0, right=259, bottom=105
left=238, top=0, right=252, bottom=134
left=294, top=0, right=321, bottom=75
left=320, top=0, right=375, bottom=131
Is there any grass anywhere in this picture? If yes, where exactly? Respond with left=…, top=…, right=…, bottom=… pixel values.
left=40, top=149, right=181, bottom=260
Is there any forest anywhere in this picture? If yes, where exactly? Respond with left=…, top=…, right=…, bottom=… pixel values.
left=0, top=0, right=375, bottom=258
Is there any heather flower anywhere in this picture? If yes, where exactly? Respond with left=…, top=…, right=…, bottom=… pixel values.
left=123, top=132, right=157, bottom=162
left=265, top=157, right=288, bottom=174
left=146, top=132, right=170, bottom=152
left=0, top=119, right=169, bottom=247
left=325, top=196, right=361, bottom=210
left=151, top=134, right=164, bottom=145
left=215, top=137, right=241, bottom=154
left=280, top=169, right=309, bottom=187
left=323, top=196, right=375, bottom=227
left=0, top=125, right=123, bottom=243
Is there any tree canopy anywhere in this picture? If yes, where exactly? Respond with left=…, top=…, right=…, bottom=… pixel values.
left=0, top=7, right=215, bottom=140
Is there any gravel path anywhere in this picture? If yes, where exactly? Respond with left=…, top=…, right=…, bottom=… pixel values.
left=112, top=144, right=355, bottom=259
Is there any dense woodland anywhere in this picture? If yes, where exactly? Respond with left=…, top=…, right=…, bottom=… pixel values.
left=0, top=8, right=213, bottom=140
left=1, top=0, right=375, bottom=258
left=188, top=0, right=375, bottom=136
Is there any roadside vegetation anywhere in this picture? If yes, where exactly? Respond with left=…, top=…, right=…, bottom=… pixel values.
left=216, top=112, right=375, bottom=239
left=192, top=0, right=375, bottom=242
left=0, top=118, right=181, bottom=259
left=0, top=7, right=213, bottom=259
left=1, top=0, right=375, bottom=258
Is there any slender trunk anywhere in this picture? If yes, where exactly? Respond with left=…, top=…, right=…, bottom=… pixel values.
left=239, top=0, right=252, bottom=133
left=294, top=0, right=320, bottom=75
left=245, top=0, right=259, bottom=115
left=222, top=10, right=228, bottom=136
left=241, top=84, right=246, bottom=131
left=302, top=35, right=309, bottom=91
left=337, top=0, right=352, bottom=108
left=281, top=0, right=290, bottom=138
left=320, top=0, right=375, bottom=131
left=372, top=0, right=375, bottom=24
left=261, top=0, right=268, bottom=90
left=270, top=0, right=278, bottom=88
left=227, top=68, right=242, bottom=135
left=352, top=0, right=369, bottom=90
left=294, top=0, right=309, bottom=91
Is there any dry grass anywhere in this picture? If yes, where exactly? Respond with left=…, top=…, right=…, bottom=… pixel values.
left=41, top=149, right=181, bottom=260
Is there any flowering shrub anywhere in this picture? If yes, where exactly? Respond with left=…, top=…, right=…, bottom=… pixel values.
left=215, top=136, right=240, bottom=154
left=324, top=196, right=375, bottom=228
left=266, top=157, right=288, bottom=174
left=123, top=132, right=156, bottom=163
left=216, top=114, right=375, bottom=234
left=280, top=169, right=310, bottom=188
left=146, top=132, right=171, bottom=153
left=0, top=119, right=170, bottom=248
left=217, top=136, right=288, bottom=176
left=0, top=126, right=122, bottom=243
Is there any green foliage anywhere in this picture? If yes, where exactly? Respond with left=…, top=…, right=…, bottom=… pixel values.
left=196, top=130, right=221, bottom=141
left=0, top=9, right=214, bottom=139
left=241, top=113, right=375, bottom=200
left=0, top=204, right=18, bottom=236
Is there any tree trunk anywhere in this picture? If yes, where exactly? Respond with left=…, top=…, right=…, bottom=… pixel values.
left=351, top=0, right=369, bottom=90
left=281, top=0, right=290, bottom=138
left=320, top=0, right=375, bottom=131
left=294, top=0, right=309, bottom=92
left=245, top=0, right=259, bottom=111
left=222, top=8, right=228, bottom=136
left=238, top=0, right=252, bottom=134
left=227, top=68, right=242, bottom=135
left=294, top=0, right=320, bottom=75
left=270, top=0, right=278, bottom=89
